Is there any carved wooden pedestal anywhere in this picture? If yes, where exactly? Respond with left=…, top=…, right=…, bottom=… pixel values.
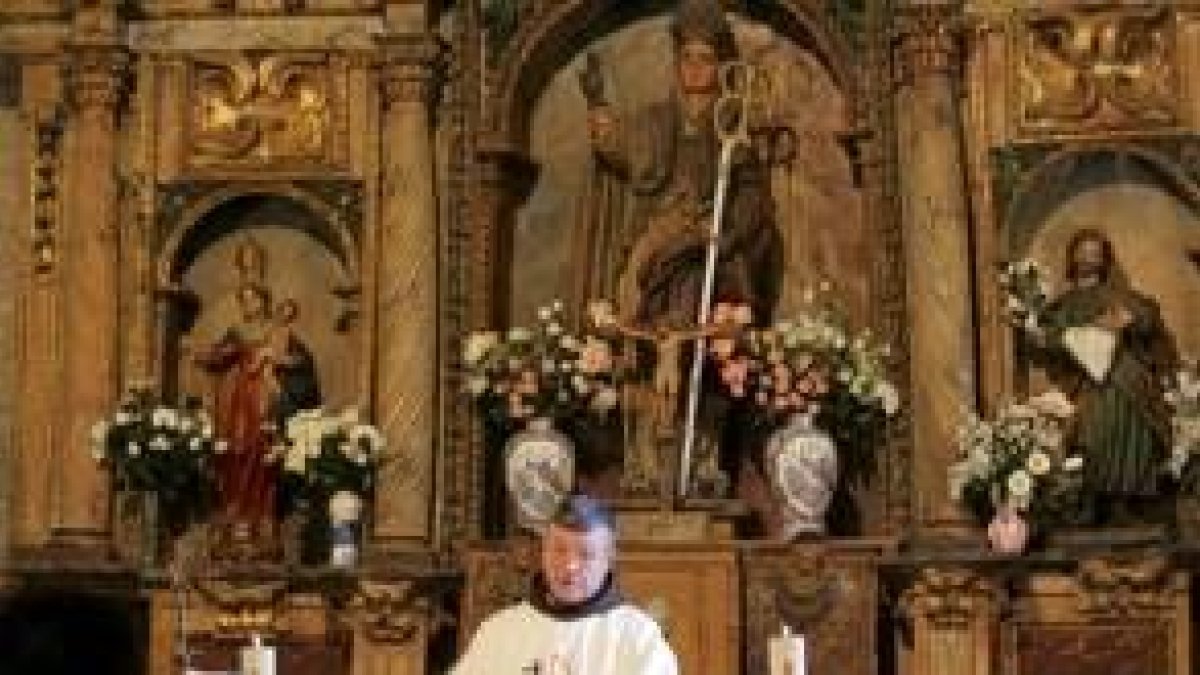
left=892, top=550, right=1192, bottom=675
left=146, top=566, right=452, bottom=675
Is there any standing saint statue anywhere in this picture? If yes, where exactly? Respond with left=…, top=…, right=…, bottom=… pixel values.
left=196, top=282, right=280, bottom=529
left=1033, top=229, right=1179, bottom=524
left=195, top=282, right=322, bottom=541
left=574, top=0, right=782, bottom=493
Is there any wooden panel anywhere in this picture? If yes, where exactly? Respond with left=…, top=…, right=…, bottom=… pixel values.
left=619, top=547, right=739, bottom=675
left=1012, top=623, right=1168, bottom=675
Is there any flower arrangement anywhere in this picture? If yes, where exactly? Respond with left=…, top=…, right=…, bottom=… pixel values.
left=1167, top=361, right=1200, bottom=483
left=948, top=391, right=1084, bottom=530
left=90, top=386, right=219, bottom=528
left=997, top=259, right=1052, bottom=335
left=276, top=407, right=385, bottom=506
left=462, top=301, right=622, bottom=426
left=708, top=287, right=900, bottom=483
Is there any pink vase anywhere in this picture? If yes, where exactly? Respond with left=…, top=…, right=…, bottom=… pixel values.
left=987, top=506, right=1029, bottom=554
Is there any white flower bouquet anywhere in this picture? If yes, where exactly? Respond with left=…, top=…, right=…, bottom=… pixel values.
left=1167, top=362, right=1200, bottom=482
left=90, top=385, right=220, bottom=528
left=997, top=259, right=1052, bottom=335
left=949, top=391, right=1085, bottom=529
left=462, top=301, right=621, bottom=425
left=276, top=407, right=385, bottom=503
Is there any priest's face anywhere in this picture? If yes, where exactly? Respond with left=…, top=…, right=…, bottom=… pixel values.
left=541, top=523, right=614, bottom=605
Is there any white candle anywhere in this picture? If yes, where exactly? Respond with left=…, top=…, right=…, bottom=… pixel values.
left=240, top=634, right=276, bottom=675
left=769, top=627, right=806, bottom=675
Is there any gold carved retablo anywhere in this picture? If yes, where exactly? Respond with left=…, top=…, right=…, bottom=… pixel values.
left=1014, top=8, right=1178, bottom=135
left=189, top=54, right=330, bottom=167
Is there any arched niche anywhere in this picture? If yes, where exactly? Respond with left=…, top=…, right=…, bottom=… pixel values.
left=999, top=147, right=1200, bottom=384
left=154, top=183, right=364, bottom=414
left=499, top=7, right=869, bottom=328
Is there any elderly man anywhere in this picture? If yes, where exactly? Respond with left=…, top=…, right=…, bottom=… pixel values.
left=453, top=495, right=678, bottom=674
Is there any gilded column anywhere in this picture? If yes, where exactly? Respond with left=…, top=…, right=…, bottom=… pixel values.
left=900, top=567, right=999, bottom=675
left=894, top=7, right=976, bottom=533
left=0, top=56, right=21, bottom=559
left=53, top=45, right=128, bottom=547
left=373, top=36, right=441, bottom=550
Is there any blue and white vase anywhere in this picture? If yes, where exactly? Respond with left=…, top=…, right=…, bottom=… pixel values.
left=765, top=411, right=838, bottom=539
left=328, top=490, right=363, bottom=568
left=504, top=416, right=575, bottom=533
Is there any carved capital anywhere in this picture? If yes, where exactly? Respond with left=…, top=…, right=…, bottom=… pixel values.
left=894, top=7, right=963, bottom=83
left=351, top=580, right=432, bottom=645
left=1077, top=555, right=1183, bottom=619
left=900, top=567, right=998, bottom=630
left=194, top=576, right=289, bottom=636
left=376, top=35, right=443, bottom=108
left=66, top=47, right=130, bottom=112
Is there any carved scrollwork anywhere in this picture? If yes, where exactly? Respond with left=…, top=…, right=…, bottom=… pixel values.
left=1015, top=8, right=1179, bottom=135
left=900, top=567, right=998, bottom=630
left=351, top=580, right=431, bottom=645
left=188, top=53, right=331, bottom=167
left=194, top=576, right=289, bottom=635
left=1077, top=555, right=1183, bottom=619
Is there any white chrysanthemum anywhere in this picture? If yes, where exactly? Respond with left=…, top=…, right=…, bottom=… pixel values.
left=1062, top=455, right=1084, bottom=472
left=572, top=375, right=590, bottom=394
left=592, top=387, right=619, bottom=412
left=507, top=327, right=531, bottom=342
left=89, top=420, right=110, bottom=444
left=283, top=443, right=307, bottom=474
left=127, top=441, right=141, bottom=458
left=537, top=306, right=553, bottom=321
left=588, top=300, right=616, bottom=328
left=349, top=424, right=384, bottom=454
left=546, top=322, right=563, bottom=337
left=114, top=410, right=133, bottom=425
left=214, top=440, right=229, bottom=454
left=948, top=462, right=971, bottom=501
left=150, top=435, right=170, bottom=452
left=466, top=376, right=489, bottom=395
left=874, top=381, right=900, bottom=416
left=151, top=407, right=178, bottom=429
left=189, top=436, right=204, bottom=452
left=463, top=331, right=498, bottom=366
left=1028, top=389, right=1075, bottom=418
left=1007, top=470, right=1033, bottom=497
left=1026, top=451, right=1051, bottom=476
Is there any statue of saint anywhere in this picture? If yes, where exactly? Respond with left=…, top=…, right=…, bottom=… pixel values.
left=1034, top=229, right=1179, bottom=524
left=575, top=0, right=782, bottom=493
left=196, top=285, right=323, bottom=531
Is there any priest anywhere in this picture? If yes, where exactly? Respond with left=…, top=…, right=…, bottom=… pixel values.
left=453, top=495, right=678, bottom=674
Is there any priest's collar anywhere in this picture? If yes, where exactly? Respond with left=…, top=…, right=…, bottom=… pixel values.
left=529, top=573, right=625, bottom=621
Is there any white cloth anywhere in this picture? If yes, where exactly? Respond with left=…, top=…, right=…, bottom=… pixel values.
left=1062, top=325, right=1117, bottom=383
left=452, top=601, right=679, bottom=675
